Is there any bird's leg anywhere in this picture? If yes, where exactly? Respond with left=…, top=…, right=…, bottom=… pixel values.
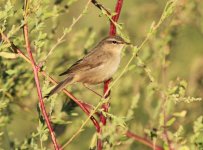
left=83, top=83, right=102, bottom=98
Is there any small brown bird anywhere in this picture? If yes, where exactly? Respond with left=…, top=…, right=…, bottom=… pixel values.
left=45, top=35, right=130, bottom=98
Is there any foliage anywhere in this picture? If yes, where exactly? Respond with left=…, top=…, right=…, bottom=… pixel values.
left=0, top=0, right=203, bottom=150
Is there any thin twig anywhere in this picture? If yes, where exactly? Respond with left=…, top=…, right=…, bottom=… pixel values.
left=44, top=0, right=92, bottom=61
left=83, top=84, right=103, bottom=98
left=162, top=97, right=174, bottom=150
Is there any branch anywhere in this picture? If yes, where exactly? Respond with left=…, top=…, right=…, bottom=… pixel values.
left=109, top=0, right=123, bottom=36
left=104, top=0, right=123, bottom=131
left=126, top=130, right=164, bottom=150
left=22, top=1, right=60, bottom=149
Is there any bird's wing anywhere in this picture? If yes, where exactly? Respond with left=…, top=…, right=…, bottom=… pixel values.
left=59, top=50, right=106, bottom=76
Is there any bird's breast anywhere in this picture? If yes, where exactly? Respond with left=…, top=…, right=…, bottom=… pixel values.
left=102, top=55, right=120, bottom=79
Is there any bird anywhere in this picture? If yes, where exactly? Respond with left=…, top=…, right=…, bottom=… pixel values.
left=45, top=35, right=130, bottom=98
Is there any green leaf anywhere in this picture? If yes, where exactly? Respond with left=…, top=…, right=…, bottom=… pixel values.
left=173, top=110, right=187, bottom=118
left=0, top=52, right=17, bottom=59
left=193, top=116, right=203, bottom=133
left=166, top=117, right=176, bottom=126
left=0, top=42, right=11, bottom=50
left=6, top=69, right=16, bottom=75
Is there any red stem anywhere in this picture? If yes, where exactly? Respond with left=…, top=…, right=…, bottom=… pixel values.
left=102, top=0, right=124, bottom=124
left=109, top=0, right=124, bottom=36
left=23, top=25, right=60, bottom=149
left=98, top=0, right=124, bottom=149
left=126, top=131, right=164, bottom=150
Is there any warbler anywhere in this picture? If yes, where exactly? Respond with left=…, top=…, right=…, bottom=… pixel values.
left=45, top=35, right=130, bottom=98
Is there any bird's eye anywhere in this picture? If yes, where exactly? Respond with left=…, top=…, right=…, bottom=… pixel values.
left=112, top=41, right=117, bottom=44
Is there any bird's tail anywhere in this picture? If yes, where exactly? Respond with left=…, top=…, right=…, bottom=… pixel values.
left=45, top=75, right=74, bottom=98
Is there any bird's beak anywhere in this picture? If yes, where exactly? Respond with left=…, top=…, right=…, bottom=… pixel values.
left=122, top=41, right=131, bottom=45
left=124, top=41, right=131, bottom=45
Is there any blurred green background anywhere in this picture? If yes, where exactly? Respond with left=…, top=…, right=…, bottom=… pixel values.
left=0, top=0, right=203, bottom=149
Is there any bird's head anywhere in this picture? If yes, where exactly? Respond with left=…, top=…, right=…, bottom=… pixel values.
left=99, top=35, right=130, bottom=54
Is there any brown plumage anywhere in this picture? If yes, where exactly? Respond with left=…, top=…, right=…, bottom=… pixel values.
left=45, top=35, right=130, bottom=98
